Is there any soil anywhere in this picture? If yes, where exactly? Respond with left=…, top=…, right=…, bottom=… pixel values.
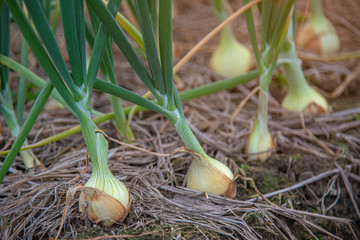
left=1, top=0, right=360, bottom=239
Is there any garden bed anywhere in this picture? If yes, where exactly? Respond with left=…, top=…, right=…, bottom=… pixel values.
left=1, top=0, right=360, bottom=239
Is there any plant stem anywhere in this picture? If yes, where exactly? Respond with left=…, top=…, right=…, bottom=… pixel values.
left=281, top=35, right=309, bottom=92
left=310, top=0, right=326, bottom=25
left=173, top=115, right=206, bottom=155
left=0, top=68, right=266, bottom=156
left=0, top=82, right=53, bottom=183
left=211, top=0, right=236, bottom=45
left=180, top=69, right=259, bottom=101
left=257, top=89, right=269, bottom=133
left=16, top=36, right=28, bottom=125
left=211, top=0, right=227, bottom=23
left=78, top=110, right=101, bottom=171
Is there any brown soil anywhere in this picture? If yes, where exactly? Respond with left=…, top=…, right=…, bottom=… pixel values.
left=1, top=0, right=360, bottom=239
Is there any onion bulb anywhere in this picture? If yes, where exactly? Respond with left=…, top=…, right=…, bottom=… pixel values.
left=210, top=0, right=251, bottom=78
left=282, top=33, right=329, bottom=113
left=79, top=185, right=131, bottom=226
left=174, top=116, right=236, bottom=197
left=187, top=153, right=236, bottom=198
left=296, top=0, right=340, bottom=55
left=245, top=90, right=275, bottom=161
left=246, top=117, right=275, bottom=161
left=281, top=70, right=329, bottom=113
left=210, top=26, right=252, bottom=78
left=79, top=132, right=131, bottom=226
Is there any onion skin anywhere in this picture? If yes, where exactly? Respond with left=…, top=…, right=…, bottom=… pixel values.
left=186, top=154, right=236, bottom=198
left=282, top=85, right=329, bottom=113
left=296, top=0, right=340, bottom=55
left=245, top=90, right=275, bottom=162
left=281, top=35, right=329, bottom=114
left=296, top=21, right=340, bottom=55
left=210, top=34, right=252, bottom=78
left=79, top=187, right=131, bottom=226
left=245, top=118, right=275, bottom=161
left=210, top=0, right=252, bottom=78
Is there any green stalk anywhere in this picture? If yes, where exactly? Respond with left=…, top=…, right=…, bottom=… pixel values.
left=0, top=54, right=71, bottom=111
left=159, top=0, right=174, bottom=106
left=60, top=0, right=85, bottom=87
left=105, top=73, right=134, bottom=140
left=114, top=11, right=144, bottom=52
left=86, top=0, right=237, bottom=196
left=0, top=81, right=53, bottom=183
left=173, top=115, right=205, bottom=155
left=0, top=68, right=262, bottom=156
left=85, top=5, right=134, bottom=140
left=243, top=0, right=293, bottom=161
left=211, top=0, right=227, bottom=23
left=15, top=36, right=28, bottom=125
left=1, top=3, right=40, bottom=170
left=78, top=108, right=101, bottom=172
left=135, top=0, right=165, bottom=96
left=256, top=90, right=269, bottom=138
left=148, top=0, right=158, bottom=47
left=310, top=0, right=327, bottom=26
left=51, top=0, right=60, bottom=34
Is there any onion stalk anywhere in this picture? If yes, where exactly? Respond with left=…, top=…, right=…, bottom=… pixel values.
left=296, top=0, right=340, bottom=55
left=2, top=0, right=131, bottom=225
left=88, top=0, right=236, bottom=197
left=78, top=116, right=130, bottom=226
left=210, top=0, right=251, bottom=78
left=0, top=4, right=42, bottom=170
left=281, top=21, right=329, bottom=113
left=245, top=91, right=275, bottom=161
left=243, top=0, right=294, bottom=161
left=175, top=117, right=235, bottom=197
left=85, top=9, right=134, bottom=141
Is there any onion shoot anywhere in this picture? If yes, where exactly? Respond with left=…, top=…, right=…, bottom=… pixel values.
left=2, top=0, right=131, bottom=225
left=243, top=0, right=294, bottom=161
left=89, top=0, right=236, bottom=197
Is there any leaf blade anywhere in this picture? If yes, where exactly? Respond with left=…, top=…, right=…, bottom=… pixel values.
left=134, top=0, right=165, bottom=94
left=86, top=0, right=161, bottom=102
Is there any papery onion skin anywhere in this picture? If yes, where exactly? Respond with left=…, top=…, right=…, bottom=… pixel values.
left=79, top=187, right=131, bottom=226
left=296, top=0, right=340, bottom=55
left=296, top=21, right=340, bottom=55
